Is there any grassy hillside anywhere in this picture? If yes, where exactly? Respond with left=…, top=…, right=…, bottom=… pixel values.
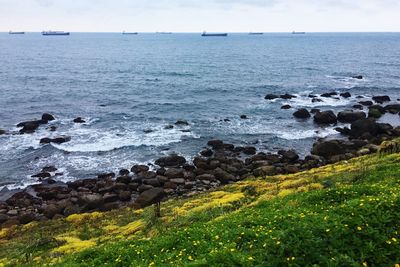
left=1, top=148, right=400, bottom=266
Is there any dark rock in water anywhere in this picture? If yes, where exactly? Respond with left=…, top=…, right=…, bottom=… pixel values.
left=310, top=108, right=320, bottom=114
left=349, top=119, right=379, bottom=138
left=200, top=149, right=213, bottom=157
left=384, top=104, right=400, bottom=113
left=0, top=129, right=5, bottom=135
left=207, top=139, right=224, bottom=149
left=175, top=120, right=189, bottom=126
left=340, top=92, right=351, bottom=98
left=131, top=165, right=149, bottom=174
left=98, top=173, right=115, bottom=180
left=368, top=108, right=383, bottom=119
left=48, top=126, right=57, bottom=132
left=155, top=155, right=186, bottom=167
left=17, top=120, right=42, bottom=134
left=224, top=118, right=231, bottom=122
left=240, top=115, right=248, bottom=119
left=353, top=104, right=363, bottom=110
left=281, top=105, right=291, bottom=109
left=31, top=172, right=51, bottom=179
left=308, top=94, right=317, bottom=98
left=321, top=92, right=337, bottom=97
left=42, top=166, right=57, bottom=173
left=119, top=169, right=130, bottom=176
left=279, top=150, right=299, bottom=163
left=42, top=113, right=55, bottom=121
left=243, top=146, right=257, bottom=155
left=73, top=117, right=86, bottom=123
left=164, top=125, right=174, bottom=130
left=369, top=105, right=386, bottom=114
left=293, top=108, right=311, bottom=119
left=280, top=93, right=296, bottom=100
left=352, top=75, right=363, bottom=79
left=265, top=94, right=279, bottom=100
left=359, top=101, right=373, bottom=106
left=335, top=127, right=351, bottom=135
left=312, top=98, right=323, bottom=103
left=337, top=111, right=366, bottom=123
left=143, top=129, right=154, bottom=134
left=133, top=188, right=165, bottom=208
left=40, top=136, right=71, bottom=144
left=372, top=95, right=391, bottom=104
left=314, top=111, right=337, bottom=124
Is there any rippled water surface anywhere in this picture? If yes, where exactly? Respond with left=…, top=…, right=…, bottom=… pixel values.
left=1, top=32, right=400, bottom=188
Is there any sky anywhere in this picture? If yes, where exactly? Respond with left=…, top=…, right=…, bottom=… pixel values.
left=0, top=0, right=399, bottom=32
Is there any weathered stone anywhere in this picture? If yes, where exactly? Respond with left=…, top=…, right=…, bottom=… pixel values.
left=133, top=188, right=165, bottom=208
left=293, top=109, right=311, bottom=119
left=253, top=166, right=276, bottom=177
left=314, top=111, right=337, bottom=124
left=337, top=111, right=366, bottom=123
left=155, top=155, right=186, bottom=167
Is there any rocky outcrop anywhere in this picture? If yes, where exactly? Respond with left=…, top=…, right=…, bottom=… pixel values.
left=337, top=111, right=366, bottom=123
left=314, top=111, right=337, bottom=124
left=293, top=109, right=311, bottom=119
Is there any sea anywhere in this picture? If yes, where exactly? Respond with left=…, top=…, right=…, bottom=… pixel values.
left=0, top=32, right=400, bottom=189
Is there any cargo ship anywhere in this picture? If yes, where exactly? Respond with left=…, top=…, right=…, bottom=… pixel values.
left=42, top=31, right=70, bottom=36
left=292, top=31, right=306, bottom=34
left=201, top=31, right=228, bottom=37
left=249, top=32, right=263, bottom=35
left=9, top=31, right=25, bottom=34
left=122, top=31, right=138, bottom=35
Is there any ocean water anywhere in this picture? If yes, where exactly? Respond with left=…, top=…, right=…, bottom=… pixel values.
left=0, top=32, right=400, bottom=189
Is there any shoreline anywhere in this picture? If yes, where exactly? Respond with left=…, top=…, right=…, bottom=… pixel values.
left=1, top=92, right=400, bottom=227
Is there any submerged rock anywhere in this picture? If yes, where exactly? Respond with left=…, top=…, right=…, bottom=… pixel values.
left=42, top=113, right=55, bottom=122
left=264, top=94, right=279, bottom=100
left=372, top=95, right=391, bottom=104
left=340, top=92, right=351, bottom=98
left=293, top=108, right=311, bottom=119
left=337, top=111, right=366, bottom=123
left=40, top=136, right=71, bottom=144
left=352, top=75, right=363, bottom=79
left=281, top=105, right=291, bottom=109
left=73, top=117, right=86, bottom=123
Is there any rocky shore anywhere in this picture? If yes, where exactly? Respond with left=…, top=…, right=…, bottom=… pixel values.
left=0, top=92, right=400, bottom=228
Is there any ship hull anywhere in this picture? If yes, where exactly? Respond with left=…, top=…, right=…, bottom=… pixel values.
left=42, top=32, right=70, bottom=36
left=201, top=33, right=228, bottom=37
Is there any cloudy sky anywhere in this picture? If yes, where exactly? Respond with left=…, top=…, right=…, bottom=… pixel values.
left=0, top=0, right=399, bottom=32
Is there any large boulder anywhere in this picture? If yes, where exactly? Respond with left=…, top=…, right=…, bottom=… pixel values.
left=293, top=109, right=311, bottom=119
left=314, top=111, right=337, bottom=124
left=42, top=113, right=55, bottom=122
left=384, top=104, right=400, bottom=113
left=17, top=120, right=43, bottom=134
left=207, top=140, right=224, bottom=149
left=133, top=188, right=165, bottom=208
left=337, top=111, right=366, bottom=123
left=311, top=140, right=347, bottom=158
left=280, top=93, right=296, bottom=100
left=265, top=94, right=279, bottom=100
left=279, top=150, right=299, bottom=163
left=155, top=155, right=186, bottom=168
left=164, top=168, right=184, bottom=179
left=340, top=92, right=351, bottom=98
left=349, top=119, right=379, bottom=138
left=372, top=95, right=391, bottom=104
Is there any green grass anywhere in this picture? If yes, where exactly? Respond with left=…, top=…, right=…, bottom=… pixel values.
left=1, top=152, right=400, bottom=266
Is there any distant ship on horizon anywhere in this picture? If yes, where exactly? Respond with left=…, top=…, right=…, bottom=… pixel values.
left=201, top=31, right=228, bottom=37
left=122, top=31, right=138, bottom=35
left=9, top=31, right=25, bottom=34
left=42, top=31, right=70, bottom=36
left=249, top=32, right=264, bottom=35
left=292, top=31, right=306, bottom=34
left=156, top=32, right=172, bottom=34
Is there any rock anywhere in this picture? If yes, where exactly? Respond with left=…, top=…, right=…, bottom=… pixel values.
left=40, top=136, right=71, bottom=144
left=368, top=108, right=382, bottom=119
left=279, top=150, right=299, bottom=162
left=155, top=155, right=186, bottom=167
left=119, top=169, right=130, bottom=176
left=352, top=75, right=363, bottom=79
left=73, top=117, right=86, bottom=123
left=138, top=171, right=157, bottom=180
left=48, top=126, right=57, bottom=131
left=340, top=92, right=351, bottom=98
left=31, top=172, right=51, bottom=179
left=133, top=188, right=165, bottom=208
left=170, top=178, right=185, bottom=185
left=311, top=140, right=346, bottom=158
left=164, top=125, right=174, bottom=130
left=253, top=166, right=276, bottom=177
left=103, top=193, right=119, bottom=203
left=372, top=95, right=391, bottom=104
left=18, top=213, right=36, bottom=224
left=335, top=127, right=351, bottom=135
left=42, top=113, right=55, bottom=121
left=243, top=146, right=256, bottom=155
left=214, top=168, right=235, bottom=183
left=2, top=219, right=20, bottom=228
left=349, top=119, right=379, bottom=138
left=78, top=194, right=103, bottom=210
left=42, top=204, right=61, bottom=219
left=310, top=108, right=320, bottom=114
left=63, top=205, right=80, bottom=216
left=116, top=176, right=132, bottom=184
left=265, top=94, right=279, bottom=100
left=321, top=92, right=337, bottom=97
left=131, top=165, right=149, bottom=174
left=164, top=168, right=184, bottom=179
left=143, top=178, right=161, bottom=187
left=384, top=104, right=400, bottom=113
left=7, top=210, right=18, bottom=216
left=281, top=105, right=291, bottom=109
left=359, top=101, right=373, bottom=106
left=240, top=115, right=248, bottom=119
left=312, top=98, right=323, bottom=103
left=280, top=93, right=296, bottom=99
left=0, top=214, right=9, bottom=224
left=17, top=120, right=42, bottom=134
left=200, top=149, right=213, bottom=157
left=98, top=173, right=115, bottom=180
left=293, top=108, right=311, bottom=119
left=42, top=166, right=57, bottom=173
left=0, top=129, right=5, bottom=135
left=196, top=174, right=216, bottom=181
left=138, top=184, right=154, bottom=193
left=337, top=111, right=366, bottom=123
left=118, top=191, right=131, bottom=201
left=207, top=139, right=224, bottom=149
left=314, top=111, right=337, bottom=124
left=175, top=120, right=189, bottom=126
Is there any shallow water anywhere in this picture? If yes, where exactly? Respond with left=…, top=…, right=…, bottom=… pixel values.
left=0, top=32, right=399, bottom=188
